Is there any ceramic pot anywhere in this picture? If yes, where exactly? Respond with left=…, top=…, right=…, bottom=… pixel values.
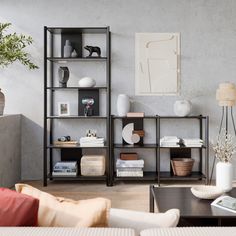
left=216, top=162, right=233, bottom=192
left=63, top=40, right=72, bottom=57
left=174, top=100, right=192, bottom=117
left=117, top=94, right=130, bottom=116
left=58, top=67, right=70, bottom=87
left=0, top=89, right=5, bottom=116
left=71, top=49, right=78, bottom=58
left=78, top=77, right=96, bottom=87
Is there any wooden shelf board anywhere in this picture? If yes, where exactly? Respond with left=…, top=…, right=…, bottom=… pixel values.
left=114, top=144, right=157, bottom=148
left=112, top=115, right=157, bottom=119
left=47, top=57, right=107, bottom=62
left=47, top=144, right=108, bottom=149
left=114, top=171, right=157, bottom=181
left=159, top=171, right=206, bottom=180
left=48, top=174, right=107, bottom=181
left=47, top=86, right=107, bottom=90
left=47, top=116, right=107, bottom=119
left=160, top=145, right=207, bottom=149
left=47, top=27, right=108, bottom=34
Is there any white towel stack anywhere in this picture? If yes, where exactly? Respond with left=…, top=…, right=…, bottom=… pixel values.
left=160, top=136, right=180, bottom=147
left=116, top=159, right=144, bottom=177
left=80, top=137, right=104, bottom=147
left=182, top=138, right=203, bottom=147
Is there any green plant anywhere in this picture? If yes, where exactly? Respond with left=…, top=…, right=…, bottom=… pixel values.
left=0, top=23, right=38, bottom=70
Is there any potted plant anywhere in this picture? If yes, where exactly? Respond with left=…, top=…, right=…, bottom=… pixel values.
left=213, top=129, right=236, bottom=192
left=0, top=22, right=38, bottom=115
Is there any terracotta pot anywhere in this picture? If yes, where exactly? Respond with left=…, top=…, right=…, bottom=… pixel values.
left=0, top=89, right=5, bottom=116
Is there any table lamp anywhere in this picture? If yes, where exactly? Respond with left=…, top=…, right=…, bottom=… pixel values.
left=210, top=82, right=236, bottom=183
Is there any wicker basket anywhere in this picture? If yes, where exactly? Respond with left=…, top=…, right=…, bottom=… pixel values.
left=171, top=158, right=194, bottom=176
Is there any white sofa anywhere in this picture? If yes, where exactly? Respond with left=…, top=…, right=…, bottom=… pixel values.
left=0, top=227, right=236, bottom=236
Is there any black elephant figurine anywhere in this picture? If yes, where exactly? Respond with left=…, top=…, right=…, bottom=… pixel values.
left=84, top=45, right=101, bottom=57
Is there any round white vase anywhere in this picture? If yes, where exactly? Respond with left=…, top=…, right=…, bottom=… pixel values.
left=117, top=94, right=130, bottom=116
left=0, top=89, right=5, bottom=116
left=174, top=100, right=192, bottom=117
left=216, top=162, right=233, bottom=192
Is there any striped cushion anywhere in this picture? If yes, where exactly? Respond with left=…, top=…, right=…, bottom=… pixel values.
left=0, top=227, right=136, bottom=236
left=140, top=227, right=236, bottom=236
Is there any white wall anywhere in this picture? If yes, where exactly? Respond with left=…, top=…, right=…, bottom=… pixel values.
left=0, top=0, right=236, bottom=180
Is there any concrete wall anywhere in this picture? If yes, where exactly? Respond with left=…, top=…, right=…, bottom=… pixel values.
left=0, top=0, right=236, bottom=179
left=0, top=115, right=21, bottom=187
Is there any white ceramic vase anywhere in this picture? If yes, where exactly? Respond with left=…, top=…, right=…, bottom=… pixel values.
left=63, top=40, right=72, bottom=57
left=216, top=162, right=233, bottom=192
left=117, top=94, right=130, bottom=116
left=174, top=100, right=192, bottom=117
left=0, top=89, right=5, bottom=116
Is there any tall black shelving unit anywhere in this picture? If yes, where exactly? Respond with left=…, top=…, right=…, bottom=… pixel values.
left=110, top=115, right=209, bottom=186
left=43, top=26, right=111, bottom=186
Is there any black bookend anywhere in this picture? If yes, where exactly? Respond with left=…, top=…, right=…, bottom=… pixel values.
left=61, top=148, right=82, bottom=174
left=61, top=33, right=82, bottom=57
left=170, top=148, right=191, bottom=175
left=78, top=89, right=99, bottom=116
left=122, top=118, right=144, bottom=145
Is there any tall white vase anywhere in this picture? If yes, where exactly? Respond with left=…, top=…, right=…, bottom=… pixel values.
left=216, top=162, right=233, bottom=192
left=117, top=94, right=130, bottom=116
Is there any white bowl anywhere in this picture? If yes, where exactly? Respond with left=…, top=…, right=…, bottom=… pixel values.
left=191, top=186, right=224, bottom=199
left=78, top=77, right=96, bottom=87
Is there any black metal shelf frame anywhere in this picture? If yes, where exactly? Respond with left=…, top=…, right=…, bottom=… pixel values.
left=43, top=26, right=111, bottom=186
left=110, top=115, right=209, bottom=185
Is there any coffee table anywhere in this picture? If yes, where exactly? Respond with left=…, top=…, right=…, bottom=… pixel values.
left=149, top=185, right=236, bottom=226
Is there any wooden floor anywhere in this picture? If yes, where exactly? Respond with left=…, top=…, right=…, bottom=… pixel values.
left=23, top=180, right=204, bottom=212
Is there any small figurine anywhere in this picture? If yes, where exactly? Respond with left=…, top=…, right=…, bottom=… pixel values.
left=84, top=45, right=101, bottom=57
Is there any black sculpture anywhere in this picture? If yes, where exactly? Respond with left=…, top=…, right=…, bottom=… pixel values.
left=84, top=45, right=101, bottom=57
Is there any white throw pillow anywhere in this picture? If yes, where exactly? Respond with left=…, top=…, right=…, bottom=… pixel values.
left=109, top=208, right=179, bottom=235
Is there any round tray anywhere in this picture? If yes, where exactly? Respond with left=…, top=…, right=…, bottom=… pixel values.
left=191, top=185, right=224, bottom=199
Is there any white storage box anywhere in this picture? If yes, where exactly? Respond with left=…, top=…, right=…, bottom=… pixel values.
left=81, top=155, right=105, bottom=176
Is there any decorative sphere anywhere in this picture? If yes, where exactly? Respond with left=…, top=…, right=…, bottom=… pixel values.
left=174, top=100, right=192, bottom=117
left=78, top=77, right=96, bottom=87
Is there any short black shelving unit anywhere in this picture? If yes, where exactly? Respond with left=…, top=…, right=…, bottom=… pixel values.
left=43, top=26, right=111, bottom=186
left=110, top=115, right=209, bottom=185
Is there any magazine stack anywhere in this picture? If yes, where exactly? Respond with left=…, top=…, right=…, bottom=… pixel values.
left=52, top=162, right=78, bottom=177
left=116, top=159, right=144, bottom=177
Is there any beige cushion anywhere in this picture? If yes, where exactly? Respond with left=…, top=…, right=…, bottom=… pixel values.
left=109, top=208, right=179, bottom=235
left=140, top=227, right=236, bottom=236
left=0, top=227, right=136, bottom=236
left=15, top=184, right=111, bottom=227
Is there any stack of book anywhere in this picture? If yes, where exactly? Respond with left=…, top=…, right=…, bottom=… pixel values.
left=79, top=137, right=104, bottom=147
left=116, top=159, right=144, bottom=177
left=126, top=112, right=144, bottom=117
left=53, top=140, right=78, bottom=146
left=182, top=138, right=203, bottom=147
left=52, top=162, right=78, bottom=176
left=160, top=136, right=180, bottom=147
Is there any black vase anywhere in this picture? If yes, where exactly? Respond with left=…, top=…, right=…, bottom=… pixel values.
left=58, top=67, right=70, bottom=87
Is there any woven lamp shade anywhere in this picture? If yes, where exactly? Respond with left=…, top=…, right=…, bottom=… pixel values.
left=216, top=82, right=236, bottom=106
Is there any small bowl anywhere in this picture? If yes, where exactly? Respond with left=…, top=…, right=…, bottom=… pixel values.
left=191, top=185, right=224, bottom=199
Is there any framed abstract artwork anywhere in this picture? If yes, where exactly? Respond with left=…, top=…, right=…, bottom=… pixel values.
left=135, top=33, right=180, bottom=96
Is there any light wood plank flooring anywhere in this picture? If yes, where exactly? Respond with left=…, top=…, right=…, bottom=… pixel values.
left=22, top=180, right=205, bottom=212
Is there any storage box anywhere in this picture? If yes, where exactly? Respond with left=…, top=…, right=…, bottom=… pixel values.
left=80, top=155, right=105, bottom=176
left=120, top=153, right=138, bottom=160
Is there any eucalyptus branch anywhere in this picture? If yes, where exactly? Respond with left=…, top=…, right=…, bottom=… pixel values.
left=213, top=129, right=236, bottom=162
left=0, top=23, right=38, bottom=70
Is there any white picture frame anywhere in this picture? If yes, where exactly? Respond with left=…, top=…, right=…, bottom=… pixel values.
left=135, top=33, right=180, bottom=96
left=58, top=102, right=70, bottom=116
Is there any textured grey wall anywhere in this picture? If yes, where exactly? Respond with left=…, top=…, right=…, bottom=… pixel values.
left=0, top=0, right=236, bottom=179
left=0, top=115, right=21, bottom=187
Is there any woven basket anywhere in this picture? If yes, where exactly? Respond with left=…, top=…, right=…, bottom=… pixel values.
left=171, top=158, right=194, bottom=176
